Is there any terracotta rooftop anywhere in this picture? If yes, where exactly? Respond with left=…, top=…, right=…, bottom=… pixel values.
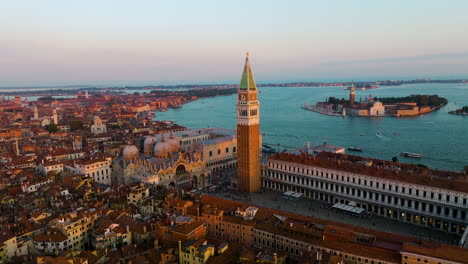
left=172, top=220, right=205, bottom=235
left=402, top=242, right=468, bottom=263
left=196, top=195, right=450, bottom=262
left=33, top=228, right=67, bottom=242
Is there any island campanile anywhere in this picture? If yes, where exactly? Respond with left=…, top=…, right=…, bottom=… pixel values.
left=236, top=53, right=261, bottom=193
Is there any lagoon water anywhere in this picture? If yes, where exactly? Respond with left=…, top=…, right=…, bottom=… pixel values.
left=157, top=83, right=468, bottom=171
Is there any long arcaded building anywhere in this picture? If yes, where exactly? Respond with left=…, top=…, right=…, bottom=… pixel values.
left=261, top=152, right=468, bottom=235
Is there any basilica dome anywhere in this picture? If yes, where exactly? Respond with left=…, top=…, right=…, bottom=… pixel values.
left=143, top=135, right=157, bottom=154
left=123, top=144, right=139, bottom=160
left=167, top=134, right=180, bottom=152
left=154, top=137, right=172, bottom=158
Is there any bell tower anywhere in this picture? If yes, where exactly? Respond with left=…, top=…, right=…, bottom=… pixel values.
left=349, top=81, right=356, bottom=105
left=237, top=53, right=261, bottom=193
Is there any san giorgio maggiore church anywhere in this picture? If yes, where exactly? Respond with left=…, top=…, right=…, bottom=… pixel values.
left=112, top=54, right=262, bottom=192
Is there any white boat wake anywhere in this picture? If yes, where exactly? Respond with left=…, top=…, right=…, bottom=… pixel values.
left=376, top=132, right=391, bottom=141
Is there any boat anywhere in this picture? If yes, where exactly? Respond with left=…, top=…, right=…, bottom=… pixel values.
left=400, top=152, right=422, bottom=158
left=348, top=147, right=363, bottom=152
left=344, top=85, right=378, bottom=90
left=360, top=133, right=364, bottom=136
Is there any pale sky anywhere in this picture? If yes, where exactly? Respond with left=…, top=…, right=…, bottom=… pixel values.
left=1, top=0, right=468, bottom=86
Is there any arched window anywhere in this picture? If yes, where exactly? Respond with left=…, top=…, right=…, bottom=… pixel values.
left=217, top=149, right=221, bottom=155
left=209, top=151, right=213, bottom=157
left=176, top=165, right=186, bottom=175
left=233, top=147, right=236, bottom=153
left=225, top=147, right=229, bottom=153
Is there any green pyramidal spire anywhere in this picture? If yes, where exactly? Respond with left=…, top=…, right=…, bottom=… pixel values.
left=239, top=52, right=257, bottom=90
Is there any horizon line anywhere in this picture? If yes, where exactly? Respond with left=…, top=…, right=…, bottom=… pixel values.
left=2, top=77, right=468, bottom=90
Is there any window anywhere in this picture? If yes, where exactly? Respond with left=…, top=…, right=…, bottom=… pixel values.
left=238, top=109, right=248, bottom=116
left=225, top=147, right=229, bottom=153
left=233, top=147, right=236, bottom=152
left=217, top=149, right=221, bottom=155
left=209, top=151, right=213, bottom=157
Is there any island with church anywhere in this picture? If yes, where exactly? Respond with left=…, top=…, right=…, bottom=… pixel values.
left=302, top=83, right=448, bottom=117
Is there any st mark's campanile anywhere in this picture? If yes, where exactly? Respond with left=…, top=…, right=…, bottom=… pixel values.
left=237, top=53, right=261, bottom=193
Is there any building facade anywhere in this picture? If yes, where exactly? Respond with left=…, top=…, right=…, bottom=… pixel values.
left=261, top=153, right=468, bottom=235
left=90, top=116, right=107, bottom=135
left=64, top=157, right=112, bottom=185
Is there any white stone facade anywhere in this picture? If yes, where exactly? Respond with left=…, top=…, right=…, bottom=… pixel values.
left=262, top=158, right=468, bottom=234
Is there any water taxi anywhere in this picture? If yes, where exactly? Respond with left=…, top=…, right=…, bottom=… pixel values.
left=348, top=147, right=363, bottom=152
left=400, top=152, right=422, bottom=158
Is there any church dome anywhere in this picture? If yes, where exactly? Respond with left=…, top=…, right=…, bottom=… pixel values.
left=123, top=144, right=139, bottom=160
left=154, top=137, right=172, bottom=158
left=143, top=136, right=157, bottom=154
left=167, top=134, right=180, bottom=152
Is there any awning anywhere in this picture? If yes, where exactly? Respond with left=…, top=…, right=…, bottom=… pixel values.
left=331, top=203, right=365, bottom=214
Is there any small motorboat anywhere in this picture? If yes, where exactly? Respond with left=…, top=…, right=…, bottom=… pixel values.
left=360, top=133, right=364, bottom=136
left=348, top=147, right=363, bottom=152
left=400, top=152, right=422, bottom=158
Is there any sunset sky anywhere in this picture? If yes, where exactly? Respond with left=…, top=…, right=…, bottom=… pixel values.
left=2, top=0, right=468, bottom=86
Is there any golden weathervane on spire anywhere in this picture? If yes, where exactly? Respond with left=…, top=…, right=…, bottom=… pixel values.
left=246, top=52, right=249, bottom=57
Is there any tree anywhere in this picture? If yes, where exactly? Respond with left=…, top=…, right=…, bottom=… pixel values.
left=464, top=166, right=468, bottom=174
left=392, top=156, right=398, bottom=162
left=46, top=123, right=58, bottom=132
left=38, top=96, right=55, bottom=101
left=70, top=120, right=83, bottom=131
left=107, top=98, right=116, bottom=106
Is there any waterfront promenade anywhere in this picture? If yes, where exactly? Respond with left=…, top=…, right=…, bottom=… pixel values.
left=301, top=105, right=342, bottom=116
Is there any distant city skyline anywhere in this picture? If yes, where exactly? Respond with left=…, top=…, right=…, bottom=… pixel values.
left=1, top=0, right=468, bottom=86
